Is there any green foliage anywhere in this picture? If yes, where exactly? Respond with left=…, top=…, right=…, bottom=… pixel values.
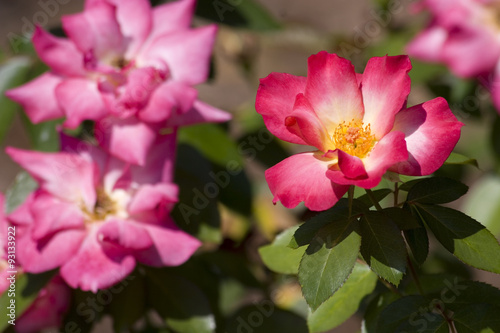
left=360, top=211, right=407, bottom=286
left=406, top=177, right=468, bottom=204
left=259, top=225, right=306, bottom=275
left=0, top=56, right=32, bottom=144
left=308, top=263, right=377, bottom=333
left=298, top=214, right=361, bottom=310
left=4, top=172, right=37, bottom=214
left=444, top=152, right=479, bottom=168
left=412, top=204, right=500, bottom=274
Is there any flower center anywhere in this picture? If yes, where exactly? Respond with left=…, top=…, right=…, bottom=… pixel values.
left=82, top=188, right=117, bottom=223
left=332, top=119, right=376, bottom=158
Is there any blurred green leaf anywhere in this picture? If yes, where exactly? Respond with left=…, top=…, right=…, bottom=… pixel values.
left=5, top=172, right=37, bottom=214
left=0, top=271, right=57, bottom=332
left=0, top=56, right=32, bottom=143
left=407, top=177, right=468, bottom=204
left=444, top=152, right=478, bottom=168
left=375, top=295, right=448, bottom=333
left=237, top=128, right=290, bottom=169
left=298, top=216, right=361, bottom=310
left=146, top=269, right=215, bottom=333
left=172, top=144, right=221, bottom=243
left=259, top=225, right=306, bottom=275
left=308, top=263, right=377, bottom=333
left=360, top=211, right=407, bottom=286
left=413, top=204, right=500, bottom=274
left=463, top=174, right=500, bottom=236
left=21, top=114, right=61, bottom=152
left=178, top=124, right=243, bottom=167
left=213, top=163, right=252, bottom=217
left=226, top=305, right=307, bottom=333
left=362, top=292, right=399, bottom=333
left=196, top=0, right=281, bottom=31
left=108, top=273, right=145, bottom=331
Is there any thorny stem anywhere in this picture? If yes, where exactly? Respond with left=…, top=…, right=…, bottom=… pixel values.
left=365, top=189, right=383, bottom=212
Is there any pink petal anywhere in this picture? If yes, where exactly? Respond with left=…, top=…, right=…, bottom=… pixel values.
left=6, top=148, right=98, bottom=210
left=128, top=183, right=178, bottom=214
left=134, top=220, right=201, bottom=266
left=60, top=133, right=108, bottom=175
left=106, top=0, right=153, bottom=58
left=62, top=2, right=125, bottom=59
left=148, top=0, right=195, bottom=40
left=139, top=25, right=217, bottom=85
left=390, top=97, right=463, bottom=176
left=265, top=152, right=350, bottom=211
left=139, top=81, right=198, bottom=123
left=304, top=51, right=364, bottom=129
left=441, top=25, right=500, bottom=77
left=60, top=225, right=136, bottom=292
left=129, top=131, right=178, bottom=185
left=327, top=131, right=408, bottom=188
left=256, top=72, right=308, bottom=145
left=55, top=78, right=108, bottom=129
left=31, top=192, right=84, bottom=241
left=285, top=94, right=332, bottom=151
left=96, top=117, right=157, bottom=165
left=32, top=26, right=85, bottom=76
left=98, top=219, right=153, bottom=250
left=164, top=100, right=231, bottom=127
left=16, top=276, right=71, bottom=333
left=360, top=55, right=412, bottom=138
left=18, top=228, right=86, bottom=273
left=406, top=25, right=448, bottom=63
left=336, top=149, right=368, bottom=179
left=5, top=73, right=64, bottom=123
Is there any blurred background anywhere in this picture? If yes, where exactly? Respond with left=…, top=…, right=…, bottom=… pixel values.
left=1, top=0, right=500, bottom=332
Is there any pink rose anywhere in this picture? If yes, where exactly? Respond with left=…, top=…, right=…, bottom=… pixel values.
left=256, top=52, right=463, bottom=211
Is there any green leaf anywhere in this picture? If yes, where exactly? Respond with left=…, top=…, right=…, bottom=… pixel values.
left=462, top=174, right=500, bottom=236
left=398, top=178, right=426, bottom=192
left=21, top=114, right=61, bottom=152
left=404, top=225, right=429, bottom=266
left=0, top=56, right=32, bottom=143
left=298, top=216, right=361, bottom=310
left=362, top=292, right=400, bottom=333
left=414, top=204, right=500, bottom=273
left=108, top=273, right=145, bottom=331
left=195, top=0, right=281, bottom=31
left=289, top=198, right=367, bottom=249
left=383, top=207, right=421, bottom=230
left=407, top=177, right=468, bottom=204
left=444, top=152, right=478, bottom=168
left=178, top=124, right=242, bottom=166
left=360, top=211, right=407, bottom=286
left=357, top=189, right=392, bottom=208
left=259, top=225, right=306, bottom=275
left=5, top=172, right=37, bottom=214
left=0, top=271, right=57, bottom=332
left=375, top=295, right=448, bottom=333
left=226, top=306, right=307, bottom=333
left=172, top=144, right=221, bottom=243
left=146, top=269, right=215, bottom=333
left=213, top=163, right=253, bottom=217
left=308, top=263, right=377, bottom=333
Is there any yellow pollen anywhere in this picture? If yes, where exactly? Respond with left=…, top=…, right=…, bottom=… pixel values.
left=332, top=119, right=376, bottom=158
left=82, top=188, right=117, bottom=223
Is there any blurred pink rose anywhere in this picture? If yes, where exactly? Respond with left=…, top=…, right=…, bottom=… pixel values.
left=6, top=133, right=201, bottom=292
left=407, top=0, right=500, bottom=109
left=6, top=0, right=230, bottom=165
left=256, top=52, right=463, bottom=211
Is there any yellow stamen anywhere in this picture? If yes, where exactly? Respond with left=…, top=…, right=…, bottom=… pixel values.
left=82, top=188, right=117, bottom=223
left=331, top=119, right=376, bottom=158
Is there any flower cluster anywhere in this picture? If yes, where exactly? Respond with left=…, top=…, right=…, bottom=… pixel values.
left=406, top=0, right=500, bottom=110
left=4, top=0, right=229, bottom=305
left=256, top=52, right=463, bottom=211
